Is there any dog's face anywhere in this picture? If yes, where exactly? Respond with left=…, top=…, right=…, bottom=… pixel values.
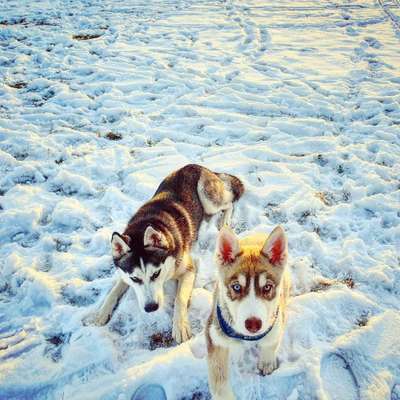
left=111, top=226, right=175, bottom=313
left=215, top=226, right=288, bottom=336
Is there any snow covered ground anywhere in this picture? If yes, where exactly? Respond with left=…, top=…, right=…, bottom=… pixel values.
left=1, top=0, right=400, bottom=399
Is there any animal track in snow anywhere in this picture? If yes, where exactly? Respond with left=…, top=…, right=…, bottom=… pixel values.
left=321, top=352, right=360, bottom=400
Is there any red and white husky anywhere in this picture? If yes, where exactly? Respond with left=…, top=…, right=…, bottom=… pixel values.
left=206, top=226, right=290, bottom=400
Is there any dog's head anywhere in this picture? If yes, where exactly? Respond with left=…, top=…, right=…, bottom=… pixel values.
left=111, top=226, right=175, bottom=313
left=215, top=226, right=288, bottom=336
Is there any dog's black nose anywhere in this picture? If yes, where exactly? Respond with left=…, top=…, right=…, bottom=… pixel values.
left=144, top=302, right=159, bottom=313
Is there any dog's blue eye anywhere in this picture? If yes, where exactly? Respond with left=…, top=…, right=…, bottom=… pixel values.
left=131, top=276, right=143, bottom=285
left=232, top=283, right=241, bottom=293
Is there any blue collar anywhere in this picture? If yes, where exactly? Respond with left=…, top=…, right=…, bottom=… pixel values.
left=216, top=304, right=279, bottom=342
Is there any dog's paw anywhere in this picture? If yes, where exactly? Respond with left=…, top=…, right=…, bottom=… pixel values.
left=172, top=316, right=192, bottom=344
left=258, top=357, right=278, bottom=376
left=82, top=312, right=109, bottom=327
left=214, top=395, right=235, bottom=400
left=213, top=387, right=236, bottom=400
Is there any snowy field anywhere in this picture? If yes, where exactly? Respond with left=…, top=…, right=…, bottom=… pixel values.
left=1, top=0, right=400, bottom=399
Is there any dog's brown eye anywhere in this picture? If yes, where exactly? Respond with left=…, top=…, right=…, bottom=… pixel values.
left=232, top=283, right=241, bottom=293
left=263, top=283, right=273, bottom=294
left=131, top=276, right=143, bottom=285
left=151, top=269, right=161, bottom=281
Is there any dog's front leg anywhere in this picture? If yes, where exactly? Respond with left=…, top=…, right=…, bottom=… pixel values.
left=84, top=279, right=129, bottom=326
left=257, top=339, right=280, bottom=376
left=208, top=343, right=235, bottom=400
left=172, top=261, right=195, bottom=343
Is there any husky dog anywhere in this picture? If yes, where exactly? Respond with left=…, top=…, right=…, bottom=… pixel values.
left=90, top=164, right=244, bottom=343
left=206, top=226, right=290, bottom=399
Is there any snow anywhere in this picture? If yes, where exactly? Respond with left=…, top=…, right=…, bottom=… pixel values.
left=0, top=0, right=399, bottom=399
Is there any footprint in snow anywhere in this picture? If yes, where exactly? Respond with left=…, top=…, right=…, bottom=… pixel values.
left=44, top=332, right=71, bottom=362
left=392, top=384, right=400, bottom=400
left=321, top=352, right=360, bottom=400
left=0, top=326, right=40, bottom=363
left=363, top=37, right=382, bottom=49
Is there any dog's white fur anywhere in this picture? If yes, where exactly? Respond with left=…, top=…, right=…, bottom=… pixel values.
left=206, top=227, right=290, bottom=399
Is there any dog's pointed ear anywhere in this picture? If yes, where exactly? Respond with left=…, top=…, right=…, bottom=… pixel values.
left=111, top=232, right=131, bottom=259
left=216, top=227, right=240, bottom=266
left=261, top=226, right=288, bottom=267
left=144, top=226, right=168, bottom=250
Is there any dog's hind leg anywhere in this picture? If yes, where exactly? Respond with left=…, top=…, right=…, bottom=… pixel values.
left=219, top=204, right=233, bottom=228
left=216, top=172, right=244, bottom=204
left=197, top=170, right=243, bottom=229
left=85, top=279, right=129, bottom=326
left=172, top=254, right=196, bottom=343
left=217, top=173, right=243, bottom=228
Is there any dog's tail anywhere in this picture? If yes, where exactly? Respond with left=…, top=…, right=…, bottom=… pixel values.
left=217, top=173, right=244, bottom=202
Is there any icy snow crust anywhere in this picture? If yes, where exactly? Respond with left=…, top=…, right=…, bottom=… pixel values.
left=0, top=0, right=399, bottom=399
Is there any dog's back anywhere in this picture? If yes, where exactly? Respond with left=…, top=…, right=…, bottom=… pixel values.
left=125, top=164, right=244, bottom=259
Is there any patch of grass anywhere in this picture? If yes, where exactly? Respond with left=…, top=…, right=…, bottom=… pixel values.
left=310, top=279, right=333, bottom=292
left=315, top=154, right=328, bottom=166
left=146, top=138, right=156, bottom=147
left=336, top=164, right=345, bottom=175
left=105, top=132, right=122, bottom=141
left=291, top=153, right=305, bottom=157
left=264, top=202, right=288, bottom=224
left=46, top=333, right=71, bottom=346
left=180, top=392, right=211, bottom=400
left=297, top=210, right=314, bottom=225
left=0, top=18, right=56, bottom=26
left=54, top=238, right=71, bottom=252
left=315, top=191, right=351, bottom=206
left=341, top=275, right=355, bottom=289
left=44, top=332, right=71, bottom=362
left=315, top=191, right=335, bottom=206
left=72, top=33, right=102, bottom=40
left=0, top=17, right=27, bottom=25
left=356, top=311, right=370, bottom=327
left=7, top=81, right=27, bottom=89
left=311, top=275, right=355, bottom=293
left=149, top=332, right=174, bottom=350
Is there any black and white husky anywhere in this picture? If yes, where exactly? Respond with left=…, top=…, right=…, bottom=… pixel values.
left=89, top=164, right=244, bottom=343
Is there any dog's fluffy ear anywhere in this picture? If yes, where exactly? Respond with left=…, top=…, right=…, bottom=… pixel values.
left=111, top=232, right=131, bottom=259
left=144, top=226, right=168, bottom=250
left=261, top=226, right=288, bottom=267
left=216, top=227, right=240, bottom=265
